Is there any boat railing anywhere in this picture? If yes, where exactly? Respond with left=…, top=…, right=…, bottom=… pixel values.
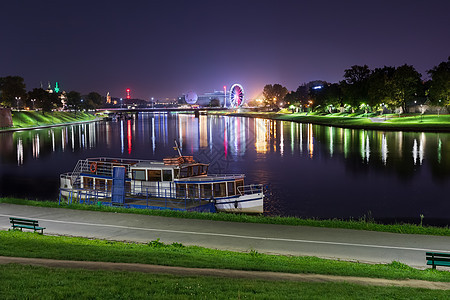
left=237, top=184, right=264, bottom=196
left=70, top=159, right=88, bottom=185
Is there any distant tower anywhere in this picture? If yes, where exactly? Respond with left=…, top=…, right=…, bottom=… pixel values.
left=126, top=88, right=131, bottom=99
left=40, top=81, right=43, bottom=89
left=106, top=92, right=111, bottom=104
left=47, top=81, right=51, bottom=90
left=223, top=85, right=227, bottom=108
left=54, top=82, right=60, bottom=93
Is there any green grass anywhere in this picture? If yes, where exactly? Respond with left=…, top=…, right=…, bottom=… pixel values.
left=7, top=111, right=97, bottom=129
left=1, top=231, right=449, bottom=283
left=209, top=111, right=450, bottom=132
left=1, top=197, right=449, bottom=236
left=2, top=265, right=448, bottom=299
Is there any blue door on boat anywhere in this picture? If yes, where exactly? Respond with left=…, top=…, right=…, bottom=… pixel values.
left=112, top=166, right=126, bottom=204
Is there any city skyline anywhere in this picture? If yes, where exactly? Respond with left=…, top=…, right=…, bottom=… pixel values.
left=1, top=0, right=449, bottom=100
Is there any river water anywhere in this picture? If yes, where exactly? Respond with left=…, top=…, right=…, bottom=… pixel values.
left=0, top=112, right=449, bottom=225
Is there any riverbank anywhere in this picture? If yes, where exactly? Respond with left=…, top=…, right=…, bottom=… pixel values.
left=0, top=111, right=99, bottom=132
left=1, top=198, right=448, bottom=236
left=208, top=110, right=450, bottom=133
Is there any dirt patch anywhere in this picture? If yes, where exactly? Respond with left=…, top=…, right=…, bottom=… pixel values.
left=0, top=256, right=448, bottom=290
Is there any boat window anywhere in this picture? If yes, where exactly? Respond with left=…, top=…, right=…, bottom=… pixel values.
left=176, top=184, right=187, bottom=198
left=147, top=170, right=161, bottom=181
left=213, top=183, right=226, bottom=198
left=179, top=167, right=187, bottom=178
left=162, top=170, right=172, bottom=181
left=174, top=169, right=180, bottom=179
left=179, top=167, right=193, bottom=178
left=235, top=180, right=244, bottom=194
left=199, top=165, right=208, bottom=175
left=107, top=180, right=112, bottom=191
left=192, top=166, right=199, bottom=176
left=96, top=179, right=106, bottom=190
left=200, top=184, right=212, bottom=199
left=132, top=170, right=146, bottom=181
left=83, top=177, right=93, bottom=189
left=187, top=184, right=199, bottom=199
left=227, top=181, right=236, bottom=196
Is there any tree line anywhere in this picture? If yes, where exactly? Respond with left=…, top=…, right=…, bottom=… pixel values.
left=261, top=57, right=449, bottom=113
left=0, top=77, right=103, bottom=113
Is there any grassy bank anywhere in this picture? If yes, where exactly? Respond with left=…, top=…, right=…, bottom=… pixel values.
left=1, top=198, right=449, bottom=236
left=1, top=231, right=449, bottom=283
left=209, top=110, right=450, bottom=132
left=8, top=111, right=97, bottom=129
left=1, top=264, right=448, bottom=299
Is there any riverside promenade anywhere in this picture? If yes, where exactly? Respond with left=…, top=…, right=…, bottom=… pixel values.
left=1, top=203, right=449, bottom=268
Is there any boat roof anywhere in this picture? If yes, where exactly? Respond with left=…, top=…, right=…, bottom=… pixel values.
left=85, top=157, right=208, bottom=169
left=176, top=174, right=245, bottom=183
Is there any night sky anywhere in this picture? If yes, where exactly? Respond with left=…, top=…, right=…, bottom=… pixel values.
left=1, top=0, right=449, bottom=100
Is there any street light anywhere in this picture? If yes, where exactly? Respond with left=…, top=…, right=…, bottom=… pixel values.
left=31, top=99, right=36, bottom=110
left=15, top=96, right=21, bottom=110
left=420, top=104, right=423, bottom=122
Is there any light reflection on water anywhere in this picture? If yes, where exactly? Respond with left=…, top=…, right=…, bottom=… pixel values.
left=0, top=113, right=449, bottom=225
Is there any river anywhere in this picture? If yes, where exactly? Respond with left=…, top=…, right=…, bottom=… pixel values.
left=0, top=112, right=449, bottom=225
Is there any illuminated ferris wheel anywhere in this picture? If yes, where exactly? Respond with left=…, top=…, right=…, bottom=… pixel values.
left=229, top=83, right=244, bottom=108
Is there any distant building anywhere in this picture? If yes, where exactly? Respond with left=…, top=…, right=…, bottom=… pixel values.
left=196, top=90, right=226, bottom=106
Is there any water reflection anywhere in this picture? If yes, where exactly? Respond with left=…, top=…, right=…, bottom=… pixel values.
left=0, top=114, right=449, bottom=224
left=2, top=115, right=449, bottom=180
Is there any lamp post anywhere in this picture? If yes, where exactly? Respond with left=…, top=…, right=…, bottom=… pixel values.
left=31, top=98, right=36, bottom=110
left=15, top=96, right=21, bottom=111
left=420, top=104, right=423, bottom=122
left=438, top=100, right=441, bottom=117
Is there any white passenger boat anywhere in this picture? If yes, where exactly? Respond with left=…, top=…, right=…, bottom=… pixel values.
left=60, top=155, right=264, bottom=213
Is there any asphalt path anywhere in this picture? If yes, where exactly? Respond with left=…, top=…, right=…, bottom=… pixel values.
left=1, top=203, right=449, bottom=268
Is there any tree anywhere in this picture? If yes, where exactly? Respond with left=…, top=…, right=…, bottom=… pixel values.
left=0, top=76, right=27, bottom=108
left=341, top=65, right=371, bottom=108
left=27, top=88, right=57, bottom=113
left=66, top=91, right=82, bottom=112
left=84, top=92, right=103, bottom=109
left=367, top=66, right=395, bottom=108
left=427, top=57, right=450, bottom=106
left=262, top=84, right=288, bottom=109
left=390, top=64, right=423, bottom=112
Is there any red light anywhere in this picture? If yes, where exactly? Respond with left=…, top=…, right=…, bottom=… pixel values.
left=126, top=89, right=130, bottom=92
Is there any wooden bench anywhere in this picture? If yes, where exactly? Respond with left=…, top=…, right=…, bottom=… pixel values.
left=426, top=252, right=450, bottom=269
left=9, top=217, right=45, bottom=234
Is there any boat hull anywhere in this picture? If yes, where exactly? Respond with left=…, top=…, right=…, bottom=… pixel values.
left=215, top=193, right=264, bottom=214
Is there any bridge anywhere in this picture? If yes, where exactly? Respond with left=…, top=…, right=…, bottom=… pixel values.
left=96, top=107, right=231, bottom=113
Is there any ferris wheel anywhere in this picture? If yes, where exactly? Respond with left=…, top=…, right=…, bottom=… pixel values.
left=229, top=83, right=244, bottom=108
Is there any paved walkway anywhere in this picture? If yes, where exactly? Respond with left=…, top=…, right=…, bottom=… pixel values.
left=1, top=203, right=449, bottom=268
left=1, top=256, right=449, bottom=290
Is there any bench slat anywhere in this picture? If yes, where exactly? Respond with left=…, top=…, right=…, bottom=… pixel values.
left=426, top=257, right=450, bottom=263
left=427, top=261, right=450, bottom=267
left=426, top=252, right=450, bottom=258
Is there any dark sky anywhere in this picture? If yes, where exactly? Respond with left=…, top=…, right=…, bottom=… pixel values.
left=1, top=0, right=449, bottom=100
